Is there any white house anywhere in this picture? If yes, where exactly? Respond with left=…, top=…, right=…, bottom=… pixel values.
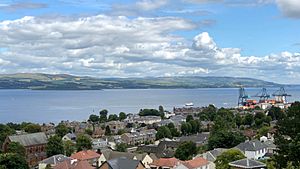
left=235, top=140, right=267, bottom=159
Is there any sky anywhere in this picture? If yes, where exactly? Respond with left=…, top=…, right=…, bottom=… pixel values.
left=0, top=0, right=299, bottom=84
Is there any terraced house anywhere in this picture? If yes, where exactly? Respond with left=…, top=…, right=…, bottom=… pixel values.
left=121, top=129, right=157, bottom=145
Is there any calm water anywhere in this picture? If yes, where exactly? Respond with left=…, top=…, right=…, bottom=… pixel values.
left=0, top=87, right=299, bottom=123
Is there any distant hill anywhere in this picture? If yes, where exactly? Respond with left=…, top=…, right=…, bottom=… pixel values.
left=0, top=73, right=280, bottom=90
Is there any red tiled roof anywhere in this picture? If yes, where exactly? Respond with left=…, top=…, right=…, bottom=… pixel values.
left=53, top=160, right=95, bottom=169
left=71, top=150, right=100, bottom=161
left=73, top=160, right=94, bottom=169
left=183, top=157, right=209, bottom=169
left=150, top=158, right=180, bottom=168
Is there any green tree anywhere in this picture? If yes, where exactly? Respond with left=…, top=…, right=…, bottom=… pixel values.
left=215, top=149, right=245, bottom=169
left=119, top=112, right=127, bottom=121
left=108, top=114, right=119, bottom=121
left=46, top=135, right=64, bottom=157
left=0, top=153, right=29, bottom=169
left=116, top=143, right=128, bottom=152
left=55, top=123, right=70, bottom=138
left=85, top=128, right=93, bottom=136
left=23, top=123, right=41, bottom=133
left=186, top=115, right=194, bottom=123
left=168, top=123, right=180, bottom=137
left=274, top=102, right=300, bottom=168
left=174, top=141, right=197, bottom=161
left=243, top=113, right=254, bottom=126
left=258, top=126, right=270, bottom=137
left=0, top=124, right=15, bottom=147
left=156, top=126, right=172, bottom=140
left=268, top=106, right=284, bottom=120
left=201, top=104, right=217, bottom=121
left=208, top=130, right=245, bottom=150
left=64, top=140, right=76, bottom=156
left=105, top=126, right=111, bottom=136
left=181, top=122, right=189, bottom=135
left=76, top=134, right=92, bottom=151
left=190, top=120, right=201, bottom=134
left=234, top=114, right=243, bottom=128
left=89, top=114, right=99, bottom=123
left=99, top=109, right=108, bottom=123
left=6, top=142, right=26, bottom=157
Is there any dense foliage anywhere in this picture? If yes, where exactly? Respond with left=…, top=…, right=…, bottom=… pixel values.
left=46, top=135, right=64, bottom=157
left=6, top=142, right=26, bottom=157
left=0, top=153, right=29, bottom=169
left=174, top=141, right=197, bottom=161
left=274, top=102, right=300, bottom=168
left=215, top=149, right=245, bottom=169
left=76, top=134, right=92, bottom=151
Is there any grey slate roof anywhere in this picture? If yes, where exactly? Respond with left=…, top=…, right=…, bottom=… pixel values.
left=205, top=148, right=227, bottom=162
left=106, top=157, right=142, bottom=169
left=235, top=140, right=267, bottom=152
left=39, top=154, right=72, bottom=165
left=102, top=150, right=136, bottom=160
left=179, top=133, right=209, bottom=144
left=229, top=158, right=266, bottom=168
left=8, top=132, right=48, bottom=147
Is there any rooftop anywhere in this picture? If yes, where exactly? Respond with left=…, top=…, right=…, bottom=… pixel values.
left=150, top=158, right=180, bottom=168
left=71, top=150, right=100, bottom=160
left=8, top=132, right=47, bottom=147
left=235, top=140, right=267, bottom=152
left=104, top=157, right=142, bottom=169
left=229, top=158, right=266, bottom=169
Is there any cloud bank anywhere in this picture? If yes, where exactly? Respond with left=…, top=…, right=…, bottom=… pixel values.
left=0, top=15, right=299, bottom=83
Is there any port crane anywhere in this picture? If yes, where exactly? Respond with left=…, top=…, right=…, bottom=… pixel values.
left=253, top=88, right=270, bottom=103
left=238, top=87, right=249, bottom=106
left=272, top=87, right=291, bottom=103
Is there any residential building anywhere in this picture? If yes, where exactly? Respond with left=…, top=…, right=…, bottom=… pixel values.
left=71, top=150, right=101, bottom=167
left=39, top=154, right=72, bottom=169
left=138, top=139, right=180, bottom=158
left=105, top=121, right=125, bottom=134
left=53, top=159, right=95, bottom=169
left=121, top=129, right=157, bottom=145
left=92, top=138, right=109, bottom=151
left=62, top=133, right=77, bottom=142
left=99, top=157, right=145, bottom=169
left=229, top=158, right=266, bottom=169
left=150, top=158, right=181, bottom=169
left=235, top=140, right=267, bottom=160
left=175, top=157, right=209, bottom=169
left=178, top=133, right=210, bottom=146
left=201, top=148, right=228, bottom=169
left=125, top=115, right=161, bottom=125
left=2, top=132, right=48, bottom=167
left=98, top=149, right=154, bottom=168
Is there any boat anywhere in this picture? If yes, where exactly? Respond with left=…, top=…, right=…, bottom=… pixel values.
left=185, top=102, right=194, bottom=107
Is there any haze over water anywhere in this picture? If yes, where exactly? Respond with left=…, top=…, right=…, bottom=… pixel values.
left=0, top=87, right=299, bottom=123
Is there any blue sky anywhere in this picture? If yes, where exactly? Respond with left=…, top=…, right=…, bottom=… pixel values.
left=0, top=0, right=300, bottom=83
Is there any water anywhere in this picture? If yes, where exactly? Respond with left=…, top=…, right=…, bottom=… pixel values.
left=0, top=87, right=299, bottom=123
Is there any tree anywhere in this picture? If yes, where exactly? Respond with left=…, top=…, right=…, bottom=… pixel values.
left=201, top=104, right=217, bottom=121
left=116, top=143, right=128, bottom=152
left=156, top=126, right=172, bottom=140
left=64, top=140, right=76, bottom=156
left=189, top=120, right=201, bottom=134
left=0, top=124, right=15, bottom=147
left=55, top=123, right=70, bottom=138
left=181, top=122, right=189, bottom=135
left=274, top=102, right=300, bottom=168
left=105, top=126, right=111, bottom=136
left=119, top=112, right=127, bottom=121
left=167, top=123, right=180, bottom=137
left=108, top=114, right=118, bottom=121
left=76, top=134, right=92, bottom=151
left=85, top=128, right=93, bottom=136
left=208, top=130, right=245, bottom=150
left=258, top=126, right=270, bottom=137
left=159, top=105, right=164, bottom=113
left=186, top=115, right=194, bottom=123
left=243, top=113, right=254, bottom=126
left=0, top=153, right=29, bottom=169
left=215, top=149, right=245, bottom=169
left=99, top=109, right=108, bottom=123
left=6, top=142, right=26, bottom=157
left=174, top=141, right=197, bottom=161
left=235, top=114, right=243, bottom=128
left=46, top=135, right=64, bottom=157
left=268, top=106, right=284, bottom=120
left=89, top=114, right=99, bottom=123
left=23, top=123, right=41, bottom=133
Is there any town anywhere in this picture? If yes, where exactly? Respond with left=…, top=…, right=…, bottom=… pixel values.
left=1, top=98, right=299, bottom=169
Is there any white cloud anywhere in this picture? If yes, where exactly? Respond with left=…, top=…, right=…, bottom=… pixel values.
left=136, top=0, right=169, bottom=11
left=276, top=0, right=300, bottom=18
left=0, top=15, right=299, bottom=83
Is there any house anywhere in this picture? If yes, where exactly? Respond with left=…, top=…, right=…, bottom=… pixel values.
left=138, top=139, right=180, bottom=158
left=235, top=140, right=267, bottom=159
left=201, top=148, right=228, bottom=169
left=39, top=154, right=72, bottom=169
left=150, top=158, right=181, bottom=169
left=105, top=121, right=125, bottom=134
left=125, top=115, right=162, bottom=125
left=178, top=133, right=210, bottom=146
left=99, top=157, right=145, bottom=169
left=261, top=140, right=276, bottom=157
left=62, top=133, right=77, bottom=142
left=229, top=158, right=266, bottom=169
left=175, top=157, right=209, bottom=169
left=2, top=132, right=48, bottom=167
left=121, top=129, right=157, bottom=145
left=53, top=159, right=95, bottom=169
left=92, top=138, right=109, bottom=151
left=71, top=150, right=101, bottom=167
left=98, top=149, right=154, bottom=168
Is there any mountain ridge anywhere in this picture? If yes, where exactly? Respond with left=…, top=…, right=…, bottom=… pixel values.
left=0, top=73, right=281, bottom=90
